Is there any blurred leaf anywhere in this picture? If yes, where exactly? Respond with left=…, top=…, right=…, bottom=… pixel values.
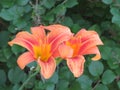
left=69, top=81, right=81, bottom=90
left=102, top=0, right=113, bottom=4
left=46, top=83, right=55, bottom=90
left=89, top=24, right=102, bottom=35
left=0, top=6, right=24, bottom=21
left=12, top=84, right=20, bottom=90
left=88, top=61, right=104, bottom=76
left=95, top=84, right=108, bottom=90
left=13, top=18, right=27, bottom=29
left=0, top=0, right=15, bottom=8
left=112, top=15, right=120, bottom=27
left=0, top=69, right=6, bottom=85
left=100, top=46, right=112, bottom=60
left=0, top=31, right=10, bottom=47
left=65, top=0, right=78, bottom=8
left=47, top=72, right=58, bottom=84
left=76, top=75, right=92, bottom=90
left=62, top=17, right=73, bottom=27
left=56, top=80, right=69, bottom=90
left=16, top=0, right=29, bottom=6
left=8, top=67, right=27, bottom=84
left=59, top=66, right=73, bottom=81
left=71, top=24, right=81, bottom=33
left=11, top=45, right=25, bottom=55
left=117, top=81, right=120, bottom=89
left=43, top=0, right=56, bottom=9
left=3, top=47, right=12, bottom=59
left=0, top=50, right=7, bottom=62
left=102, top=70, right=116, bottom=85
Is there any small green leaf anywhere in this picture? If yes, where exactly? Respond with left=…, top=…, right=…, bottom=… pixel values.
left=8, top=67, right=27, bottom=84
left=0, top=70, right=6, bottom=85
left=89, top=24, right=102, bottom=35
left=69, top=81, right=81, bottom=90
left=88, top=61, right=104, bottom=76
left=102, top=0, right=113, bottom=5
left=102, top=70, right=116, bottom=85
left=3, top=47, right=12, bottom=59
left=46, top=83, right=55, bottom=90
left=12, top=84, right=20, bottom=90
left=56, top=80, right=69, bottom=90
left=112, top=15, right=120, bottom=27
left=65, top=0, right=78, bottom=8
left=16, top=0, right=29, bottom=6
left=0, top=0, right=15, bottom=8
left=117, top=81, right=120, bottom=89
left=47, top=72, right=58, bottom=84
left=100, top=46, right=112, bottom=60
left=11, top=45, right=25, bottom=55
left=95, top=84, right=108, bottom=90
left=43, top=0, right=56, bottom=9
left=76, top=75, right=92, bottom=90
left=0, top=31, right=10, bottom=47
left=62, top=17, right=73, bottom=27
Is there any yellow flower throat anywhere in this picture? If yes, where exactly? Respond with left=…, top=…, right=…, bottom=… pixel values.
left=33, top=44, right=51, bottom=62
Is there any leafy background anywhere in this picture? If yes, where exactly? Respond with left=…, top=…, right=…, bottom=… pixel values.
left=0, top=0, right=120, bottom=90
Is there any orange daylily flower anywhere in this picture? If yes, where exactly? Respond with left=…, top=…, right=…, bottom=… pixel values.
left=8, top=24, right=73, bottom=79
left=59, top=29, right=103, bottom=77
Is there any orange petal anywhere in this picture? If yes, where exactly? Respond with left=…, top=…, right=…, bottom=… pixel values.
left=38, top=57, right=56, bottom=79
left=31, top=25, right=45, bottom=40
left=58, top=43, right=73, bottom=59
left=8, top=31, right=38, bottom=53
left=17, top=52, right=35, bottom=69
left=76, top=29, right=103, bottom=45
left=67, top=56, right=85, bottom=77
left=81, top=46, right=101, bottom=60
left=45, top=24, right=73, bottom=53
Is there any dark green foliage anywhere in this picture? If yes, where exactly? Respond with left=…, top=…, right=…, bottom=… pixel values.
left=0, top=0, right=120, bottom=90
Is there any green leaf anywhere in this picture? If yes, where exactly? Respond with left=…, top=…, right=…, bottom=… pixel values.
left=2, top=47, right=12, bottom=59
left=0, top=6, right=24, bottom=21
left=110, top=7, right=120, bottom=15
left=59, top=66, right=73, bottom=81
left=102, top=0, right=113, bottom=5
left=8, top=67, right=27, bottom=84
left=0, top=0, right=15, bottom=8
left=88, top=61, right=104, bottom=76
left=46, top=83, right=55, bottom=90
left=102, top=70, right=116, bottom=85
left=76, top=75, right=92, bottom=90
left=16, top=0, right=29, bottom=6
left=56, top=80, right=69, bottom=90
left=43, top=0, right=56, bottom=9
left=0, top=50, right=7, bottom=62
left=100, top=46, right=112, bottom=60
left=62, top=17, right=73, bottom=27
left=11, top=45, right=25, bottom=55
left=65, top=0, right=78, bottom=8
left=89, top=24, right=102, bottom=35
left=117, top=81, right=120, bottom=89
left=0, top=70, right=6, bottom=85
left=13, top=18, right=27, bottom=29
left=69, top=81, right=81, bottom=90
left=12, top=84, right=20, bottom=90
left=95, top=84, right=108, bottom=90
left=47, top=72, right=58, bottom=84
left=112, top=15, right=120, bottom=27
left=0, top=31, right=10, bottom=47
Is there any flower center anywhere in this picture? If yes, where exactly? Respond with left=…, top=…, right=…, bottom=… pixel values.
left=66, top=38, right=81, bottom=57
left=33, top=44, right=51, bottom=62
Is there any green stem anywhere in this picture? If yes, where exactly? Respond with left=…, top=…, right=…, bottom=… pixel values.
left=19, top=66, right=40, bottom=90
